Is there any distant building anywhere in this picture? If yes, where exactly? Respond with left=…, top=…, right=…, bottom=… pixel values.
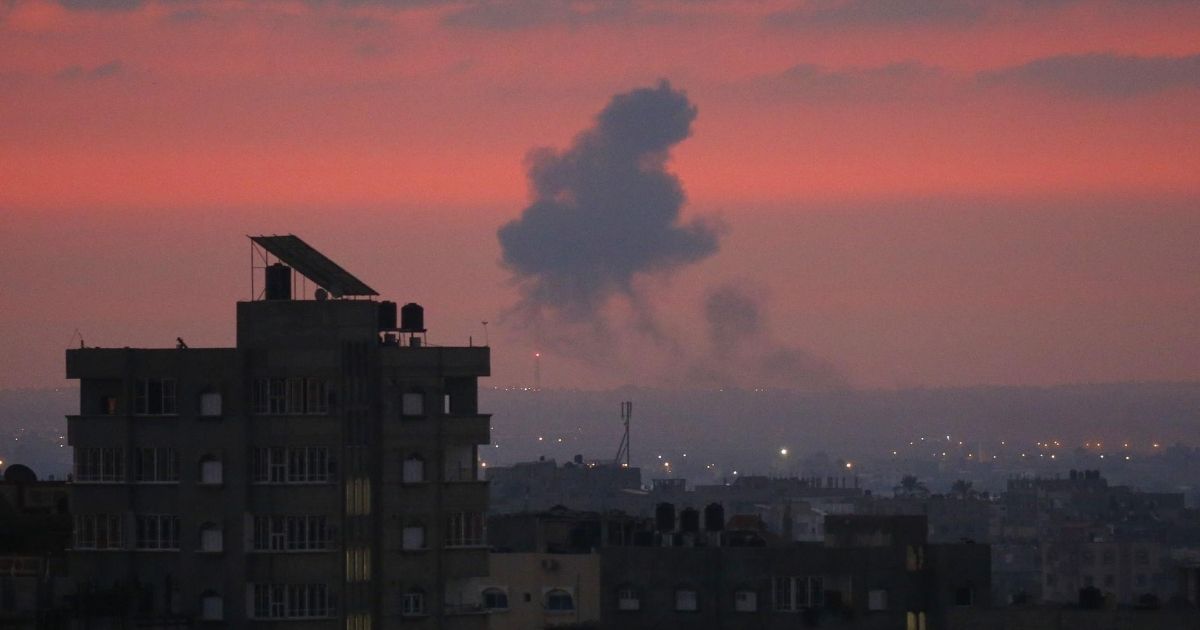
left=0, top=464, right=72, bottom=628
left=65, top=235, right=491, bottom=628
left=487, top=457, right=643, bottom=514
left=600, top=514, right=990, bottom=630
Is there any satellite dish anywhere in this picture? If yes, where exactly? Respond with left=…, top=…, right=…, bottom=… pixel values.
left=315, top=288, right=329, bottom=301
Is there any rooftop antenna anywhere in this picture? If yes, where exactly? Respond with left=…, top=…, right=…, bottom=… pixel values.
left=481, top=321, right=489, bottom=347
left=614, top=401, right=632, bottom=467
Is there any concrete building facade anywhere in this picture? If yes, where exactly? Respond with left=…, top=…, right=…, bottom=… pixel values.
left=65, top=236, right=490, bottom=628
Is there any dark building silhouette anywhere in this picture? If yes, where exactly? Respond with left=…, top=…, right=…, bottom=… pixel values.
left=600, top=514, right=990, bottom=630
left=65, top=235, right=490, bottom=628
left=0, top=464, right=72, bottom=628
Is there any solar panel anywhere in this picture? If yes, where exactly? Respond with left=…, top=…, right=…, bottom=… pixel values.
left=250, top=235, right=378, bottom=298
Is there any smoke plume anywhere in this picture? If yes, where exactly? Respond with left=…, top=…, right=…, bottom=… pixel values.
left=696, top=284, right=848, bottom=391
left=498, top=80, right=721, bottom=321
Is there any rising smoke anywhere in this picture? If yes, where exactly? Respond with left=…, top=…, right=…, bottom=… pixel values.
left=497, top=81, right=843, bottom=389
left=695, top=284, right=848, bottom=391
left=497, top=80, right=721, bottom=321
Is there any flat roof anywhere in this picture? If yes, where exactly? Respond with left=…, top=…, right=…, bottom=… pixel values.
left=250, top=234, right=378, bottom=298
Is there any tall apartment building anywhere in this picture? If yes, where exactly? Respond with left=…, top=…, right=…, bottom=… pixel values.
left=65, top=235, right=491, bottom=628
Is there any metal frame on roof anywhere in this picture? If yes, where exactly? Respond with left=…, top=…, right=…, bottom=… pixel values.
left=249, top=235, right=378, bottom=299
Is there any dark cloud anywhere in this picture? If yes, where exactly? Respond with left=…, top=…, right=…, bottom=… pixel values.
left=767, top=0, right=985, bottom=28
left=695, top=284, right=847, bottom=391
left=498, top=80, right=721, bottom=320
left=750, top=61, right=945, bottom=102
left=979, top=53, right=1200, bottom=98
left=58, top=0, right=143, bottom=10
left=442, top=0, right=637, bottom=29
left=55, top=60, right=125, bottom=81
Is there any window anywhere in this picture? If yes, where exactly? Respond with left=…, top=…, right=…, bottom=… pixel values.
left=734, top=590, right=757, bottom=612
left=200, top=457, right=223, bottom=485
left=346, top=548, right=370, bottom=583
left=773, top=576, right=823, bottom=612
left=402, top=526, right=425, bottom=550
left=74, top=514, right=123, bottom=549
left=482, top=588, right=508, bottom=610
left=545, top=589, right=574, bottom=611
left=675, top=589, right=698, bottom=612
left=74, top=447, right=125, bottom=482
left=200, top=592, right=223, bottom=621
left=443, top=445, right=477, bottom=482
left=251, top=378, right=329, bottom=415
left=1102, top=549, right=1115, bottom=565
left=251, top=584, right=331, bottom=619
left=135, top=514, right=180, bottom=550
left=617, top=588, right=640, bottom=611
left=401, top=590, right=425, bottom=617
left=200, top=392, right=222, bottom=417
left=252, top=516, right=331, bottom=552
left=252, top=447, right=334, bottom=484
left=134, top=378, right=177, bottom=415
left=200, top=523, right=223, bottom=552
left=401, top=392, right=424, bottom=416
left=445, top=512, right=484, bottom=547
left=134, top=448, right=179, bottom=482
left=906, top=611, right=927, bottom=630
left=402, top=455, right=425, bottom=483
left=868, top=589, right=887, bottom=611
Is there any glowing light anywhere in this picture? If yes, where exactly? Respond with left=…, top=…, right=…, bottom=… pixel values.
left=780, top=448, right=788, bottom=456
left=845, top=462, right=853, bottom=469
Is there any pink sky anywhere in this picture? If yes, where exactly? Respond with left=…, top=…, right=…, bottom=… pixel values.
left=2, top=0, right=1199, bottom=390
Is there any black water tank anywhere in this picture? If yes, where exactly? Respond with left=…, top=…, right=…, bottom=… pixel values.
left=680, top=507, right=700, bottom=534
left=704, top=503, right=725, bottom=532
left=378, top=301, right=397, bottom=330
left=400, top=303, right=425, bottom=332
left=655, top=502, right=676, bottom=533
left=265, top=264, right=292, bottom=300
